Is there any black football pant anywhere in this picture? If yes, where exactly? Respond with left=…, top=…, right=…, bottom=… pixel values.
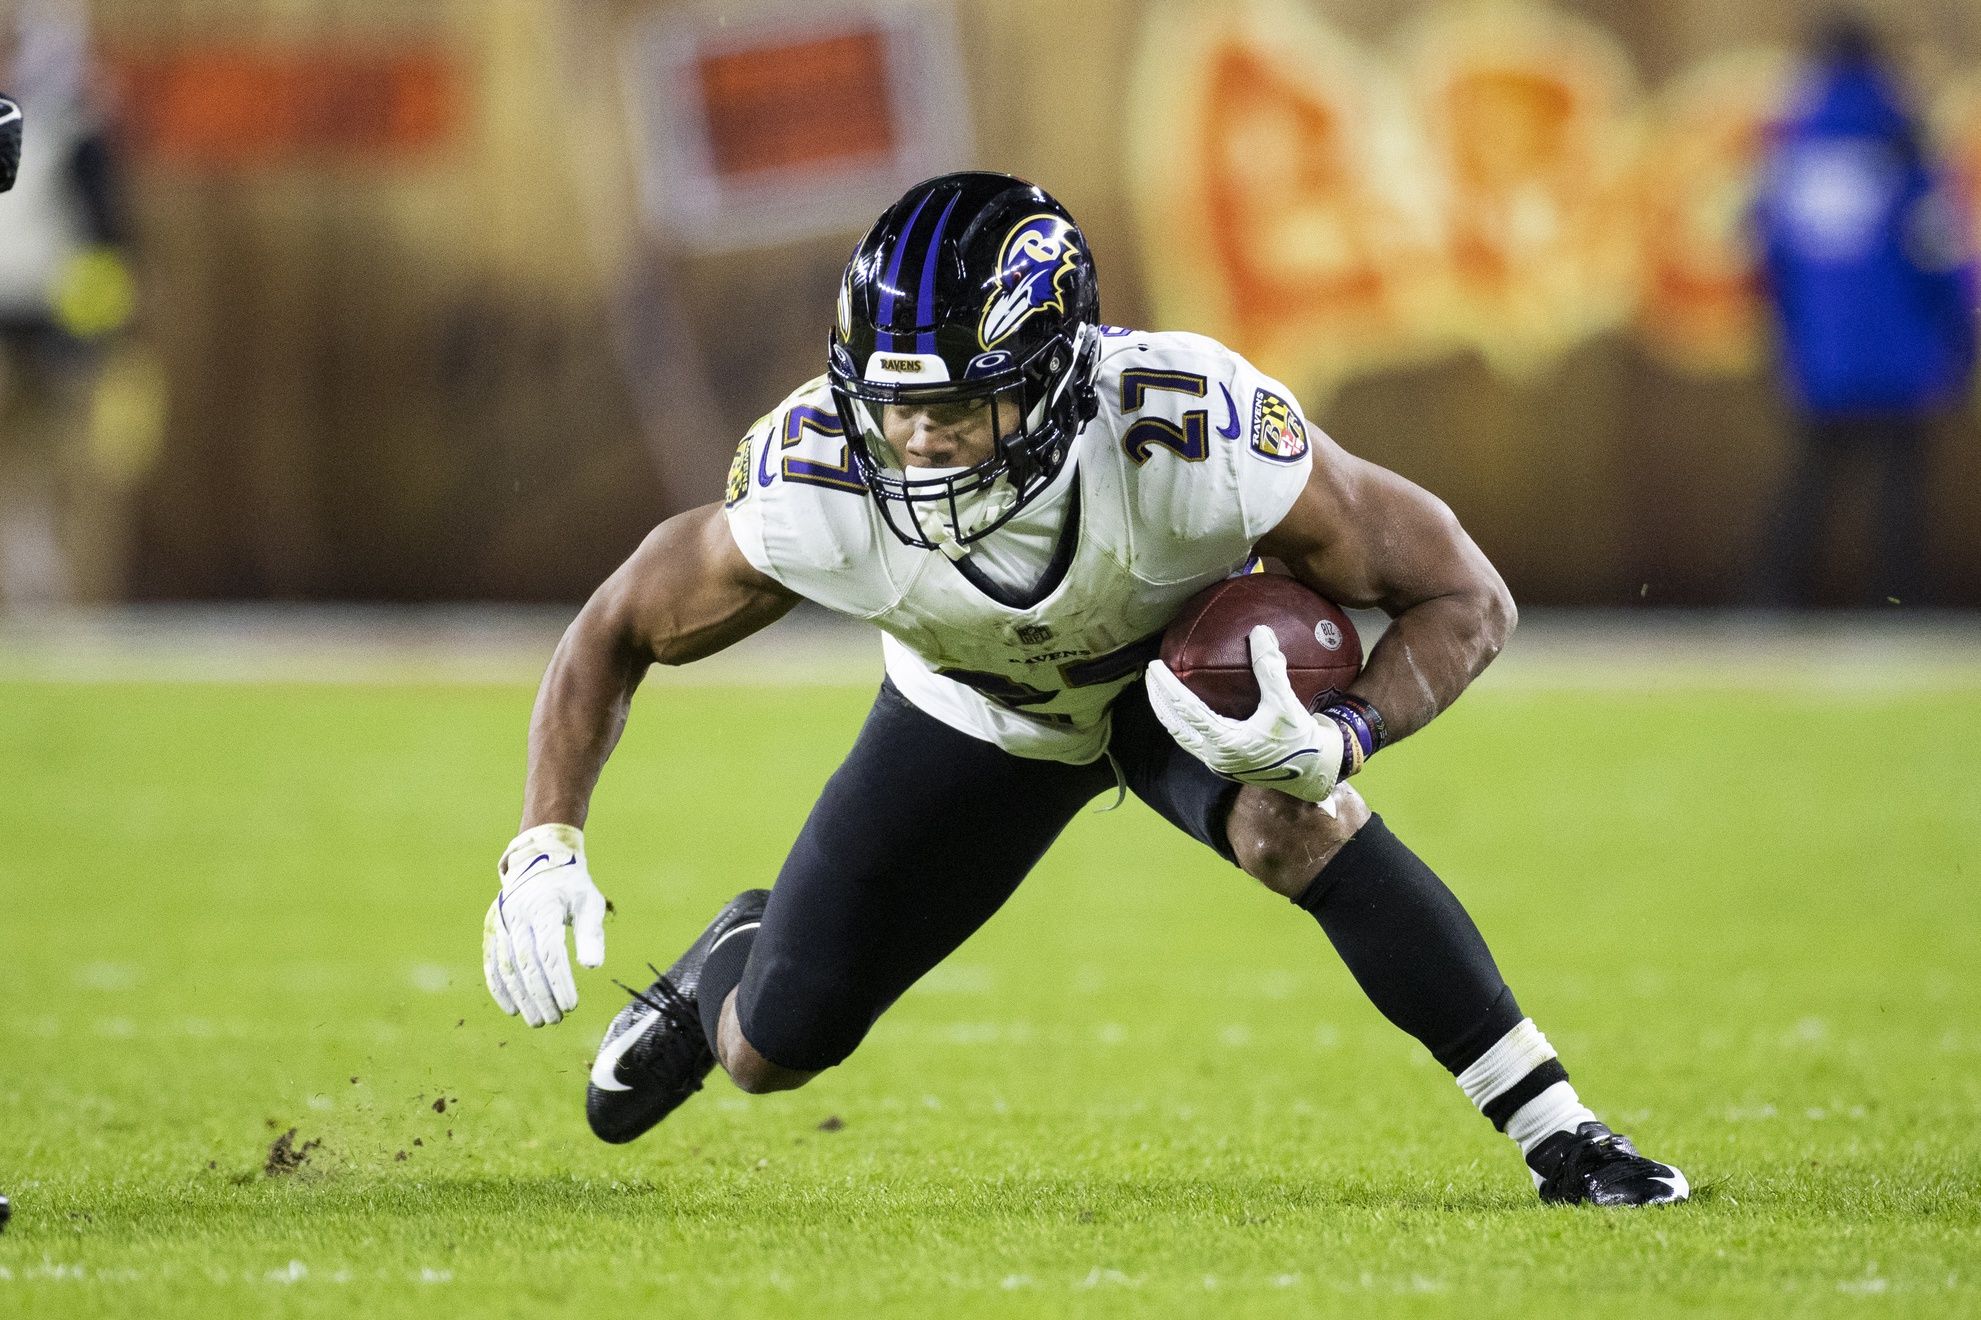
left=734, top=679, right=1519, bottom=1080
left=735, top=679, right=1235, bottom=1070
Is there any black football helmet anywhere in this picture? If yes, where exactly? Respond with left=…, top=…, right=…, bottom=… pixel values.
left=828, top=172, right=1101, bottom=552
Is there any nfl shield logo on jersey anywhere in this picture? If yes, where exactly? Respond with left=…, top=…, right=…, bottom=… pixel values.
left=1249, top=389, right=1308, bottom=463
left=1014, top=623, right=1054, bottom=645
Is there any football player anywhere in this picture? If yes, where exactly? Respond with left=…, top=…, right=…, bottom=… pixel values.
left=482, top=173, right=1687, bottom=1206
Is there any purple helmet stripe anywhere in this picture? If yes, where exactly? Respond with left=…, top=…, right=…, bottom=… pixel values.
left=877, top=190, right=933, bottom=352
left=914, top=191, right=963, bottom=354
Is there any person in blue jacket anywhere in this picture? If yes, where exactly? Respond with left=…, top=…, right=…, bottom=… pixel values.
left=1753, top=14, right=1976, bottom=607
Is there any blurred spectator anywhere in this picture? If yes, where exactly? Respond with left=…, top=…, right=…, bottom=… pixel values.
left=0, top=0, right=136, bottom=605
left=1752, top=14, right=1977, bottom=608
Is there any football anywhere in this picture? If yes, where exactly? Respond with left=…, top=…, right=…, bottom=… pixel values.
left=1160, top=573, right=1363, bottom=718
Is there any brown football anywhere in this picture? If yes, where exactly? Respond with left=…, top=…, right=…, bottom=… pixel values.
left=1160, top=573, right=1363, bottom=719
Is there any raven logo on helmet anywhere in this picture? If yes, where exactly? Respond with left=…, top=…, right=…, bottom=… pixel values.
left=978, top=214, right=1084, bottom=350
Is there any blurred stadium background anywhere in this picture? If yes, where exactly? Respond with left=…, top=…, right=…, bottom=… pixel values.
left=0, top=0, right=1976, bottom=608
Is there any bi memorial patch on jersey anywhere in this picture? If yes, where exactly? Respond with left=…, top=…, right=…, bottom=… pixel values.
left=724, top=434, right=754, bottom=507
left=1249, top=389, right=1308, bottom=464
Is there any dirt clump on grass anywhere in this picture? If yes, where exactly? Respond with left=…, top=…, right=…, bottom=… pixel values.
left=263, top=1128, right=321, bottom=1177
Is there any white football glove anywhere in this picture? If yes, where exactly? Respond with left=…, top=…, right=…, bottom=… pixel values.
left=1145, top=625, right=1347, bottom=809
left=482, top=823, right=608, bottom=1027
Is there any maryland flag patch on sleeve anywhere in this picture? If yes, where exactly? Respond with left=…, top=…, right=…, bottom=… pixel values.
left=723, top=433, right=754, bottom=507
left=1249, top=389, right=1309, bottom=463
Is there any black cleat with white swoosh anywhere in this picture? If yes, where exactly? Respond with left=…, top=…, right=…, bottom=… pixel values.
left=1527, top=1122, right=1690, bottom=1206
left=585, top=889, right=768, bottom=1144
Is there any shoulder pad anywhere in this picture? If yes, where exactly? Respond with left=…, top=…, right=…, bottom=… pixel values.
left=1080, top=332, right=1313, bottom=579
left=723, top=377, right=893, bottom=602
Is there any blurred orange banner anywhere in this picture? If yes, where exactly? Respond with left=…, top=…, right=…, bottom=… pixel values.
left=1405, top=2, right=1642, bottom=372
left=696, top=29, right=897, bottom=179
left=1128, top=0, right=1441, bottom=400
left=1941, top=75, right=1981, bottom=269
left=1633, top=49, right=1791, bottom=376
left=112, top=46, right=461, bottom=167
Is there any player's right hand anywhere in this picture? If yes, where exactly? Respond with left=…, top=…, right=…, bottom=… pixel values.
left=482, top=823, right=608, bottom=1027
left=1144, top=626, right=1347, bottom=809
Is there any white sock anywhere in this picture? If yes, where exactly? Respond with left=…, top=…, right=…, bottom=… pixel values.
left=1505, top=1080, right=1598, bottom=1156
left=1453, top=1018, right=1598, bottom=1155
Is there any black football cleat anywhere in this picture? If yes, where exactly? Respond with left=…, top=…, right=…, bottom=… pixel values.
left=1527, top=1121, right=1690, bottom=1206
left=585, top=888, right=769, bottom=1144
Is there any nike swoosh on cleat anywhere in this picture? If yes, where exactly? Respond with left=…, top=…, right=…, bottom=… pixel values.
left=1651, top=1171, right=1689, bottom=1200
left=589, top=1019, right=646, bottom=1093
left=708, top=919, right=761, bottom=954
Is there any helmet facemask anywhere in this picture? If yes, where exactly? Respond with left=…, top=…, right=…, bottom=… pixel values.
left=832, top=326, right=1096, bottom=557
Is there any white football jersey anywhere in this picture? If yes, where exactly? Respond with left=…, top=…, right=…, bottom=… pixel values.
left=723, top=329, right=1316, bottom=763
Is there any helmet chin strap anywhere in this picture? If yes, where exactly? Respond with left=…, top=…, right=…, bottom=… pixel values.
left=908, top=466, right=1019, bottom=559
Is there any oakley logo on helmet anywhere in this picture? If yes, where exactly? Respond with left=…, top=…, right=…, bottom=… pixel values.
left=965, top=350, right=1015, bottom=379
left=978, top=214, right=1084, bottom=350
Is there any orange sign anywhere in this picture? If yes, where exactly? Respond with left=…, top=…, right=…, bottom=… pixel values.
left=696, top=29, right=897, bottom=179
left=1404, top=2, right=1641, bottom=371
left=112, top=46, right=460, bottom=167
left=1127, top=1, right=1441, bottom=399
left=624, top=2, right=969, bottom=250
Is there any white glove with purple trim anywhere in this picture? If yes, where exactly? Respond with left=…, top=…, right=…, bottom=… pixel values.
left=482, top=823, right=608, bottom=1027
left=1144, top=625, right=1345, bottom=809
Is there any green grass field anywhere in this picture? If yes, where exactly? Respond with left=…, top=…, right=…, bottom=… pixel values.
left=2, top=655, right=1979, bottom=1316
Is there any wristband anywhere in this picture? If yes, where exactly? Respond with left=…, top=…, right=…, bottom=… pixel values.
left=1327, top=715, right=1367, bottom=779
left=1322, top=693, right=1387, bottom=749
left=1319, top=694, right=1387, bottom=775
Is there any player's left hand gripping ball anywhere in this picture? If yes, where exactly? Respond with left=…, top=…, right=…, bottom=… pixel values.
left=1146, top=626, right=1345, bottom=807
left=483, top=823, right=609, bottom=1027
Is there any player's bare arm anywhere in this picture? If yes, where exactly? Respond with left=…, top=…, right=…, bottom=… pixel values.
left=523, top=503, right=797, bottom=829
left=483, top=505, right=796, bottom=1028
left=1255, top=432, right=1515, bottom=746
